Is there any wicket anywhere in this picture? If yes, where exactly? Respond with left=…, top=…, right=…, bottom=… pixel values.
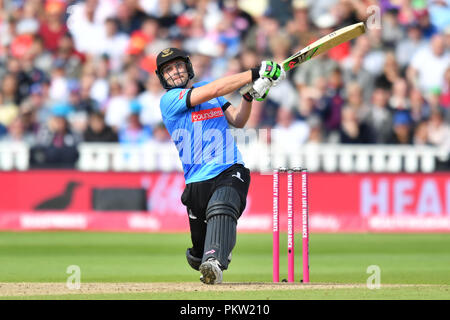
left=273, top=167, right=310, bottom=283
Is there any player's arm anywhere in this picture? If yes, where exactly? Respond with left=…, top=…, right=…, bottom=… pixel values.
left=224, top=61, right=286, bottom=127
left=189, top=70, right=256, bottom=107
left=189, top=61, right=285, bottom=107
left=224, top=99, right=253, bottom=128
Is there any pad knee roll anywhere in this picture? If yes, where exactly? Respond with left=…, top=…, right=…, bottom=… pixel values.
left=206, top=186, right=241, bottom=222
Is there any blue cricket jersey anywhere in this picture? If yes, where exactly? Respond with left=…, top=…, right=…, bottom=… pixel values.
left=159, top=81, right=244, bottom=184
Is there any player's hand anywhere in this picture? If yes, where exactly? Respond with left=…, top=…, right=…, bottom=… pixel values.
left=259, top=61, right=285, bottom=86
left=250, top=77, right=272, bottom=101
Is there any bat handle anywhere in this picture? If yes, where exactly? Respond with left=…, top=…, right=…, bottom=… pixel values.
left=239, top=83, right=253, bottom=96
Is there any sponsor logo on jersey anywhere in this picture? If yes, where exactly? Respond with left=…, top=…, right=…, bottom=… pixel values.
left=191, top=107, right=223, bottom=122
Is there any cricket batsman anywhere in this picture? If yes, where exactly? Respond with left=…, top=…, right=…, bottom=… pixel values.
left=155, top=47, right=285, bottom=284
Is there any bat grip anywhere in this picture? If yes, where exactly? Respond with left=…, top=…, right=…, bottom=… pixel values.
left=239, top=83, right=253, bottom=96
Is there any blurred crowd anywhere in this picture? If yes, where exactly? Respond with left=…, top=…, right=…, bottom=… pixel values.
left=0, top=0, right=449, bottom=168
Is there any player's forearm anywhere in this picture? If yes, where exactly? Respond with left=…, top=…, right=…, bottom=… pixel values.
left=211, top=71, right=253, bottom=98
left=229, top=99, right=252, bottom=128
left=190, top=70, right=253, bottom=106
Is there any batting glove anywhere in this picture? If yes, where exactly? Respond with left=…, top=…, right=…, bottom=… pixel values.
left=259, top=61, right=285, bottom=86
left=250, top=77, right=273, bottom=101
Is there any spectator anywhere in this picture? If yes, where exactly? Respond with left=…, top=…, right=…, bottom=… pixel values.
left=343, top=82, right=370, bottom=121
left=342, top=47, right=374, bottom=102
left=296, top=90, right=319, bottom=121
left=77, top=74, right=99, bottom=113
left=267, top=0, right=293, bottom=27
left=409, top=87, right=431, bottom=124
left=395, top=22, right=427, bottom=69
left=104, top=78, right=135, bottom=130
left=260, top=32, right=298, bottom=127
left=137, top=74, right=164, bottom=128
left=118, top=0, right=149, bottom=34
left=381, top=8, right=405, bottom=48
left=413, top=120, right=429, bottom=145
left=374, top=51, right=401, bottom=91
left=285, top=1, right=317, bottom=50
left=1, top=116, right=35, bottom=144
left=389, top=78, right=410, bottom=111
left=54, top=33, right=85, bottom=79
left=388, top=111, right=414, bottom=144
left=317, top=67, right=346, bottom=136
left=151, top=122, right=171, bottom=143
left=98, top=17, right=129, bottom=72
left=244, top=12, right=280, bottom=57
left=90, top=56, right=110, bottom=106
left=293, top=12, right=339, bottom=94
left=48, top=59, right=70, bottom=102
left=28, top=83, right=52, bottom=127
left=17, top=48, right=48, bottom=104
left=1, top=73, right=20, bottom=105
left=190, top=53, right=214, bottom=83
left=415, top=8, right=438, bottom=39
left=362, top=88, right=394, bottom=144
left=68, top=0, right=106, bottom=55
left=305, top=116, right=324, bottom=144
left=221, top=0, right=255, bottom=41
left=83, top=111, right=118, bottom=143
left=407, top=34, right=450, bottom=94
left=360, top=31, right=387, bottom=76
left=427, top=109, right=450, bottom=149
left=315, top=11, right=351, bottom=62
left=333, top=0, right=366, bottom=28
left=428, top=0, right=450, bottom=32
left=30, top=106, right=80, bottom=168
left=397, top=0, right=416, bottom=26
left=339, top=106, right=374, bottom=144
left=30, top=36, right=54, bottom=73
left=260, top=78, right=298, bottom=128
left=122, top=32, right=153, bottom=78
left=426, top=87, right=444, bottom=111
left=272, top=107, right=310, bottom=151
left=293, top=52, right=338, bottom=95
left=10, top=17, right=37, bottom=61
left=38, top=0, right=68, bottom=52
left=118, top=112, right=152, bottom=145
left=0, top=75, right=19, bottom=127
left=215, top=9, right=242, bottom=59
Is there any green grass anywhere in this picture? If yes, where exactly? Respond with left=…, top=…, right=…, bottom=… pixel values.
left=0, top=232, right=449, bottom=299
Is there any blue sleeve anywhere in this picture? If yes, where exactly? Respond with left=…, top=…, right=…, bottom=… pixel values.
left=216, top=95, right=229, bottom=109
left=160, top=88, right=191, bottom=119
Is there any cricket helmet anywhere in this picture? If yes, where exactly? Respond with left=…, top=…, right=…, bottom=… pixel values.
left=155, top=47, right=194, bottom=90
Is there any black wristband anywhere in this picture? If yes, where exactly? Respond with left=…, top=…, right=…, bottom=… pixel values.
left=243, top=92, right=253, bottom=102
left=251, top=68, right=260, bottom=82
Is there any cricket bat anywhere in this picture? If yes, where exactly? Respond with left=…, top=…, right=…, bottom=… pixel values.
left=239, top=22, right=366, bottom=95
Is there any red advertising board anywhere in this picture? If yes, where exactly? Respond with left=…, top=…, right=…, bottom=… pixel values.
left=0, top=171, right=449, bottom=232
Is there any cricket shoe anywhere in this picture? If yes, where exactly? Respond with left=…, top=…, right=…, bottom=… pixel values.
left=199, top=258, right=223, bottom=285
